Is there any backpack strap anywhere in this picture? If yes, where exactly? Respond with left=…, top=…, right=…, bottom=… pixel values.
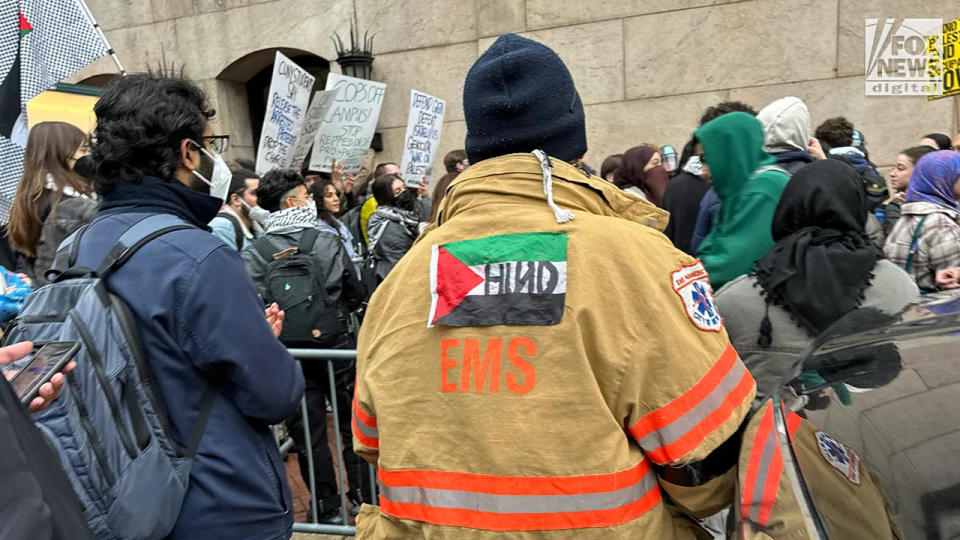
left=297, top=227, right=320, bottom=256
left=96, top=214, right=197, bottom=278
left=252, top=236, right=280, bottom=262
left=752, top=165, right=792, bottom=179
left=905, top=214, right=930, bottom=274
left=48, top=223, right=89, bottom=279
left=216, top=211, right=244, bottom=250
left=184, top=387, right=217, bottom=458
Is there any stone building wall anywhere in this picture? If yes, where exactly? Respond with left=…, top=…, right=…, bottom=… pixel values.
left=72, top=0, right=959, bottom=180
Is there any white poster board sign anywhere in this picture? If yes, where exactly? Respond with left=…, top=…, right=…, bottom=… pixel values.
left=399, top=90, right=445, bottom=187
left=283, top=89, right=338, bottom=170
left=255, top=51, right=316, bottom=175
left=309, top=73, right=386, bottom=174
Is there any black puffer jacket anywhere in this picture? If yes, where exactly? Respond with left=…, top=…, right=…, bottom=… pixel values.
left=34, top=196, right=97, bottom=285
left=366, top=206, right=420, bottom=283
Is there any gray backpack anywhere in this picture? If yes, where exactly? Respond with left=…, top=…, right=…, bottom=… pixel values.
left=3, top=214, right=215, bottom=540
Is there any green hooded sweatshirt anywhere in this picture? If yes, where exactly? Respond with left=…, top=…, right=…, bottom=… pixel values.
left=695, top=112, right=790, bottom=289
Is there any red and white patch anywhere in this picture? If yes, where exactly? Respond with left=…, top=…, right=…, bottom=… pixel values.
left=671, top=261, right=722, bottom=332
left=815, top=430, right=862, bottom=485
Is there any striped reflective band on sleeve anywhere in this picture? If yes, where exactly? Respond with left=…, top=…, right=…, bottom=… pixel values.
left=628, top=341, right=755, bottom=465
left=378, top=459, right=662, bottom=531
left=740, top=402, right=803, bottom=525
left=352, top=389, right=378, bottom=449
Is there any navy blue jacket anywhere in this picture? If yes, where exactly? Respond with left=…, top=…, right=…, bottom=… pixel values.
left=74, top=176, right=304, bottom=540
left=691, top=187, right=721, bottom=255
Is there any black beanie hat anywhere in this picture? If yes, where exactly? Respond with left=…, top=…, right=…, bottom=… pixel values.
left=463, top=34, right=587, bottom=164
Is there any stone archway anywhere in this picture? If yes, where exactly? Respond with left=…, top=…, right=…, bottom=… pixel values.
left=216, top=48, right=330, bottom=163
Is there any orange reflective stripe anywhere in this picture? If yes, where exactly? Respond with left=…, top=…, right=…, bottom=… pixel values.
left=352, top=384, right=378, bottom=448
left=741, top=400, right=790, bottom=526
left=379, top=487, right=662, bottom=532
left=630, top=342, right=739, bottom=440
left=378, top=460, right=662, bottom=531
left=352, top=390, right=377, bottom=428
left=786, top=411, right=803, bottom=437
left=379, top=459, right=652, bottom=496
left=628, top=342, right=755, bottom=464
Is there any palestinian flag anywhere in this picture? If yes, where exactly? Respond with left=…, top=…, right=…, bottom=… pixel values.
left=0, top=1, right=108, bottom=221
left=0, top=12, right=31, bottom=137
left=429, top=232, right=568, bottom=328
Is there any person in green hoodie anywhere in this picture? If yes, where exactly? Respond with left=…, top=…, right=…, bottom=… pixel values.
left=695, top=111, right=791, bottom=288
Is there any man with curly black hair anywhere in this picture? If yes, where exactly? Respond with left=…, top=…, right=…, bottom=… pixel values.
left=698, top=100, right=758, bottom=126
left=78, top=74, right=305, bottom=540
left=815, top=116, right=888, bottom=212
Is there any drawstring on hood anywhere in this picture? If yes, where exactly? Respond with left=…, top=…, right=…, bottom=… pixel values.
left=533, top=149, right=575, bottom=224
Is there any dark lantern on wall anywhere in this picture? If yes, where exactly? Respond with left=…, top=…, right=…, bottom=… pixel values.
left=332, top=14, right=375, bottom=80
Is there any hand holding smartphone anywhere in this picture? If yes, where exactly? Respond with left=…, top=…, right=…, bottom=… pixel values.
left=8, top=341, right=80, bottom=408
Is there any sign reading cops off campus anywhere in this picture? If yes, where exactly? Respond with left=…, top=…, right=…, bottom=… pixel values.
left=865, top=18, right=942, bottom=96
left=399, top=90, right=445, bottom=187
left=255, top=51, right=316, bottom=175
left=309, top=73, right=386, bottom=174
left=283, top=89, right=338, bottom=170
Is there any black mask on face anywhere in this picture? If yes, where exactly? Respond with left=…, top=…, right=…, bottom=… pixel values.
left=395, top=188, right=416, bottom=211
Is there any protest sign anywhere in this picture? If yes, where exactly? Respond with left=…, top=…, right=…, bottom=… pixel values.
left=283, top=89, right=338, bottom=170
left=309, top=73, right=386, bottom=173
left=399, top=90, right=445, bottom=187
left=928, top=18, right=960, bottom=100
left=255, top=51, right=316, bottom=175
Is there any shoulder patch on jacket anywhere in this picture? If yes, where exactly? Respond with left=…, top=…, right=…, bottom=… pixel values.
left=815, top=430, right=862, bottom=485
left=429, top=232, right=567, bottom=328
left=671, top=260, right=722, bottom=332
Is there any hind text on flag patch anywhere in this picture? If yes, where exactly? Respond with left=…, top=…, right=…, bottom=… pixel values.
left=429, top=232, right=567, bottom=327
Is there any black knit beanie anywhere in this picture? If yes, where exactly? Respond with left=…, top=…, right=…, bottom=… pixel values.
left=463, top=34, right=587, bottom=164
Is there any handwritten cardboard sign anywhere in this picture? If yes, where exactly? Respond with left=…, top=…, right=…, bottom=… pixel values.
left=255, top=51, right=316, bottom=175
left=283, top=89, right=338, bottom=170
left=309, top=73, right=386, bottom=174
left=399, top=90, right=445, bottom=187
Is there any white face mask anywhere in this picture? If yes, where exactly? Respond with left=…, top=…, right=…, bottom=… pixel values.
left=240, top=199, right=270, bottom=226
left=190, top=144, right=232, bottom=203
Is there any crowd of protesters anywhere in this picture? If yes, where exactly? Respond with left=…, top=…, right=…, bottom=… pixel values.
left=1, top=30, right=960, bottom=540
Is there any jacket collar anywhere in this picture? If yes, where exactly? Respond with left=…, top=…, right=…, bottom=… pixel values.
left=98, top=175, right=222, bottom=229
left=902, top=200, right=960, bottom=219
left=430, top=153, right=669, bottom=233
left=221, top=204, right=262, bottom=238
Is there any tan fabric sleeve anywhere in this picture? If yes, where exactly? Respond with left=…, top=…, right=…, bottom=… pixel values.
left=617, top=259, right=756, bottom=466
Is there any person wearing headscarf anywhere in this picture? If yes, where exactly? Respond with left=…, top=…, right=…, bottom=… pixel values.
left=715, top=159, right=918, bottom=399
left=883, top=151, right=960, bottom=291
left=612, top=145, right=669, bottom=206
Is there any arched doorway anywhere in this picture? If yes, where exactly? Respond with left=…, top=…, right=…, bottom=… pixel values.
left=218, top=48, right=330, bottom=161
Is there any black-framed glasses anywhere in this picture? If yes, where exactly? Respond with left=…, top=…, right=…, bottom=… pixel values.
left=200, top=135, right=230, bottom=154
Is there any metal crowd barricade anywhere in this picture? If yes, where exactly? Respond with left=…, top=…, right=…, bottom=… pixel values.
left=277, top=348, right=377, bottom=536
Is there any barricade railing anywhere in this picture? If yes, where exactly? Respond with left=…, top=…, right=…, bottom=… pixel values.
left=279, top=348, right=375, bottom=536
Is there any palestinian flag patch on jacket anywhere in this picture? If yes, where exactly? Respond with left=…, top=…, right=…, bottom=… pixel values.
left=429, top=232, right=567, bottom=327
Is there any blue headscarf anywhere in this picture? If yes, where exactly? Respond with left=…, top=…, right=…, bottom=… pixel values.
left=905, top=150, right=960, bottom=211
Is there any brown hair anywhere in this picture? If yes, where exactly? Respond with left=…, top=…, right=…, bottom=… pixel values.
left=8, top=122, right=90, bottom=257
left=443, top=149, right=467, bottom=173
left=429, top=172, right=459, bottom=222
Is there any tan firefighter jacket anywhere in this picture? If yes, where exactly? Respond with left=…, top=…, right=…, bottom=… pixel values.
left=353, top=153, right=757, bottom=538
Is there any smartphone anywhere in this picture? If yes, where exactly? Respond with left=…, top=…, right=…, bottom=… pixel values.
left=9, top=341, right=80, bottom=406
